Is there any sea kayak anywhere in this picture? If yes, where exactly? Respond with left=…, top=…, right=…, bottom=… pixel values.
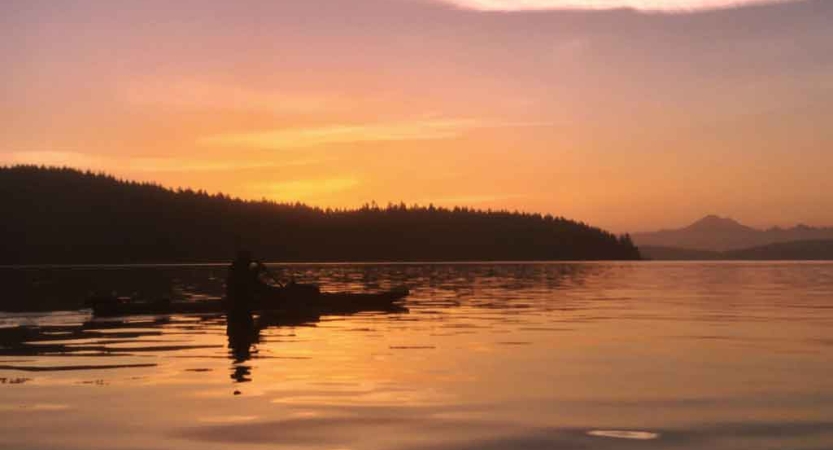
left=88, top=285, right=409, bottom=317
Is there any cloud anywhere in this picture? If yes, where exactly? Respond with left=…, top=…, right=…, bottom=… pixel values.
left=430, top=0, right=798, bottom=12
left=199, top=119, right=548, bottom=150
left=127, top=157, right=326, bottom=172
left=0, top=151, right=325, bottom=173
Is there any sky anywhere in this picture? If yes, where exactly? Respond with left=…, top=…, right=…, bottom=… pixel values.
left=2, top=0, right=832, bottom=233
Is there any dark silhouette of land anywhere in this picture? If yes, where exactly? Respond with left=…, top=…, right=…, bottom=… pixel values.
left=637, top=245, right=723, bottom=260
left=633, top=214, right=833, bottom=252
left=641, top=240, right=833, bottom=261
left=0, top=166, right=640, bottom=264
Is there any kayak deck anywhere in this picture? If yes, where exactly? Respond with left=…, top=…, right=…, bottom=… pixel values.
left=88, top=286, right=409, bottom=317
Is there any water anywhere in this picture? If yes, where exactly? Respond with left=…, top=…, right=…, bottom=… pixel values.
left=1, top=262, right=833, bottom=449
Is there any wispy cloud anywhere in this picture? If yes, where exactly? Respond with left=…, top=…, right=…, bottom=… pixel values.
left=128, top=157, right=326, bottom=172
left=431, top=0, right=798, bottom=13
left=199, top=119, right=549, bottom=150
left=0, top=151, right=326, bottom=173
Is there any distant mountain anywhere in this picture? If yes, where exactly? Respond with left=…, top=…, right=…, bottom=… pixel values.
left=640, top=240, right=833, bottom=261
left=632, top=215, right=833, bottom=252
left=0, top=166, right=640, bottom=264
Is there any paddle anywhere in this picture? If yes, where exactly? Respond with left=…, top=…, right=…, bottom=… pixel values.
left=255, top=261, right=285, bottom=288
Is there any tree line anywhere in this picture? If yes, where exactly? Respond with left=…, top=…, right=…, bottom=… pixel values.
left=1, top=165, right=640, bottom=264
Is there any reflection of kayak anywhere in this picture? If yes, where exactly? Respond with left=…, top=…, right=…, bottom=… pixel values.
left=88, top=285, right=409, bottom=317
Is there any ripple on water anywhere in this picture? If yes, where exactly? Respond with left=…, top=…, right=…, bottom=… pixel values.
left=587, top=430, right=660, bottom=440
left=0, top=403, right=71, bottom=412
left=2, top=262, right=833, bottom=450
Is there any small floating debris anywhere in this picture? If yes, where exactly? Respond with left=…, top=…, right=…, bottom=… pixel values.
left=197, top=415, right=258, bottom=423
left=0, top=403, right=71, bottom=412
left=389, top=346, right=436, bottom=350
left=587, top=430, right=659, bottom=440
left=0, top=363, right=157, bottom=372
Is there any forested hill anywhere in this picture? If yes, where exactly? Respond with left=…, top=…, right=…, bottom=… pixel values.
left=1, top=166, right=640, bottom=264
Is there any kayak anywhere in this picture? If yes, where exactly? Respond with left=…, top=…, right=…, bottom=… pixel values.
left=88, top=285, right=409, bottom=317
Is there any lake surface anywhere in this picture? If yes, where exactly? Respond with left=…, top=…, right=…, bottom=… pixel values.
left=2, top=262, right=833, bottom=449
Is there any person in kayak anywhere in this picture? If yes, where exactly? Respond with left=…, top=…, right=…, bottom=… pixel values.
left=225, top=250, right=268, bottom=314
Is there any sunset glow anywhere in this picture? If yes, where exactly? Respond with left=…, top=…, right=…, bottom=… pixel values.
left=3, top=5, right=833, bottom=450
left=2, top=0, right=832, bottom=232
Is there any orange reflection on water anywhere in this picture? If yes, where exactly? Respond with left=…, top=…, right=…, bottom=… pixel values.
left=1, top=262, right=833, bottom=450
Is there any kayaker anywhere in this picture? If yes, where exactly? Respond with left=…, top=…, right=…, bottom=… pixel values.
left=226, top=250, right=267, bottom=313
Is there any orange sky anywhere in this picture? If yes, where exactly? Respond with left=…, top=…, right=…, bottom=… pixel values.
left=2, top=0, right=832, bottom=232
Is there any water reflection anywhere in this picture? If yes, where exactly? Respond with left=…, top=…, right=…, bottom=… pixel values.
left=0, top=262, right=605, bottom=312
left=1, top=262, right=833, bottom=450
left=225, top=311, right=320, bottom=383
left=226, top=305, right=412, bottom=383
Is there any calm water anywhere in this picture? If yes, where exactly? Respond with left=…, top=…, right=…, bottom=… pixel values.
left=2, top=262, right=833, bottom=450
